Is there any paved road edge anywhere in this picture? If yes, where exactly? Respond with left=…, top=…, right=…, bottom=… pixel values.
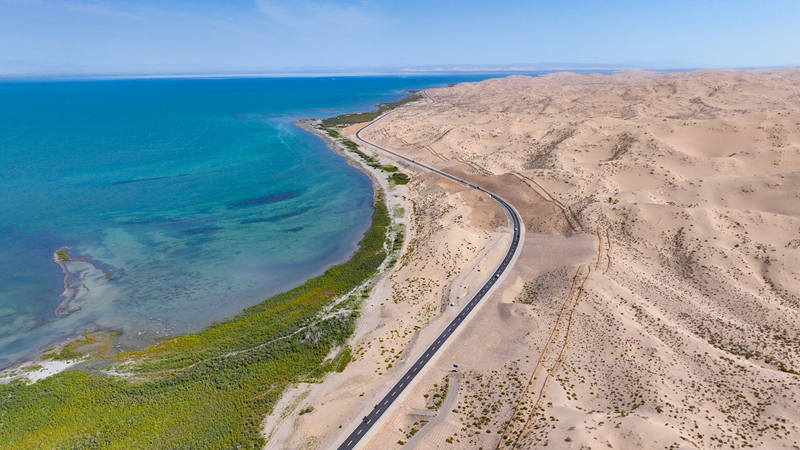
left=337, top=90, right=526, bottom=450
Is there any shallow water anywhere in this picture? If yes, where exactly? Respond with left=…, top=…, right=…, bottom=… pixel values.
left=0, top=73, right=553, bottom=367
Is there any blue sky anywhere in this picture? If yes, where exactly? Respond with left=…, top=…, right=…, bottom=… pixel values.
left=1, top=0, right=799, bottom=74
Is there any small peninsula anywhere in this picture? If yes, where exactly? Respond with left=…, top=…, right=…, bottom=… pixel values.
left=51, top=248, right=103, bottom=318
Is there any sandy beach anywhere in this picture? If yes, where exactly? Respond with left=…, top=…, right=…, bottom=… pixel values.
left=263, top=68, right=800, bottom=449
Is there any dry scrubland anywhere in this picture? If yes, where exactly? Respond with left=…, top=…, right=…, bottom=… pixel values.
left=265, top=69, right=800, bottom=450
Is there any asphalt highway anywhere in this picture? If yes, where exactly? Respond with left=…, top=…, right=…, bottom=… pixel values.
left=337, top=91, right=523, bottom=450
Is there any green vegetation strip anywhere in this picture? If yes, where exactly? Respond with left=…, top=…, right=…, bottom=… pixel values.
left=321, top=131, right=411, bottom=185
left=0, top=197, right=391, bottom=449
left=318, top=91, right=419, bottom=185
left=320, top=91, right=423, bottom=127
left=337, top=137, right=400, bottom=173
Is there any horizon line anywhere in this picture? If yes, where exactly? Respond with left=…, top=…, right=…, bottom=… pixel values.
left=1, top=64, right=797, bottom=81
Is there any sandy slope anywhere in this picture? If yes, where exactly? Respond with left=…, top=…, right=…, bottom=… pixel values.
left=264, top=68, right=800, bottom=450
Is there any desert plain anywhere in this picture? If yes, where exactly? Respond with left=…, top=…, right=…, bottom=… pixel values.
left=264, top=68, right=800, bottom=450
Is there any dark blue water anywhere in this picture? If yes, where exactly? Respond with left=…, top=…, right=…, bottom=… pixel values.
left=0, top=73, right=555, bottom=367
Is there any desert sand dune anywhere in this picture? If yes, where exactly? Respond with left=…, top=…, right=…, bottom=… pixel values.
left=264, top=69, right=800, bottom=450
left=354, top=69, right=800, bottom=449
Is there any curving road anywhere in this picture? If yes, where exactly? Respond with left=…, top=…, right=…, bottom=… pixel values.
left=337, top=90, right=524, bottom=450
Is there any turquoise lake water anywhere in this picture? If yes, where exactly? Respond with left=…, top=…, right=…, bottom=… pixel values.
left=0, top=73, right=552, bottom=368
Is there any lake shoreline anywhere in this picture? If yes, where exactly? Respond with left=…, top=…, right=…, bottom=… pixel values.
left=0, top=114, right=396, bottom=383
left=295, top=118, right=386, bottom=200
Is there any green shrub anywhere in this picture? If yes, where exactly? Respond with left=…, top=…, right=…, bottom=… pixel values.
left=390, top=173, right=411, bottom=185
left=321, top=92, right=423, bottom=127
